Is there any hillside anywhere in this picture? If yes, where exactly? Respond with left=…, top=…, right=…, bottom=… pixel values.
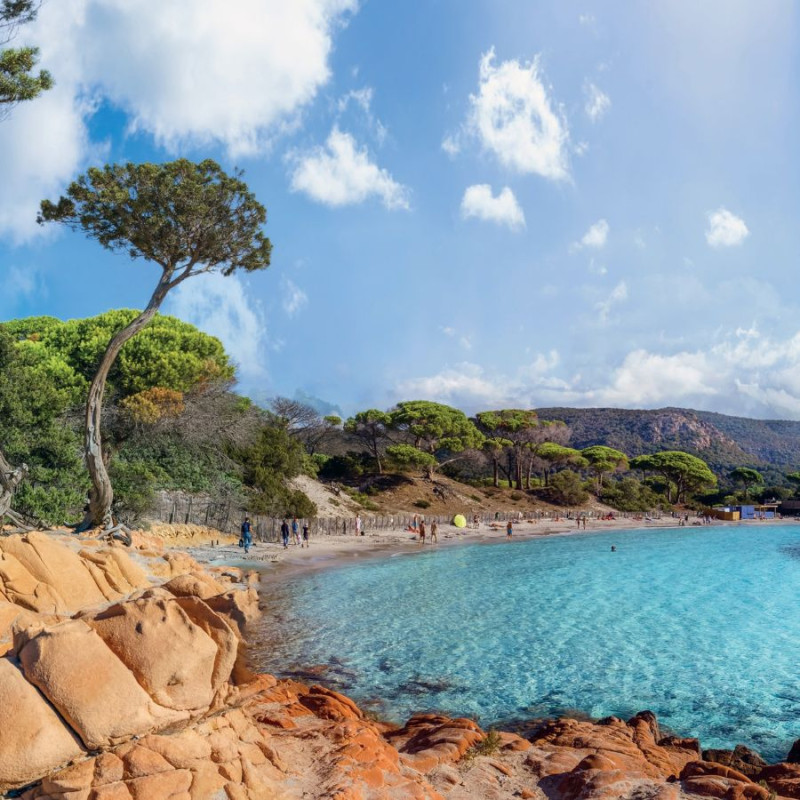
left=535, top=406, right=800, bottom=474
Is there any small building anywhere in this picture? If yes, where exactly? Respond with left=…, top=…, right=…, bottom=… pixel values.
left=711, top=503, right=779, bottom=521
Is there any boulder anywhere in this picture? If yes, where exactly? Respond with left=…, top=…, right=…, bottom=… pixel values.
left=1, top=532, right=107, bottom=611
left=0, top=656, right=84, bottom=791
left=18, top=618, right=185, bottom=749
left=87, top=593, right=219, bottom=711
left=702, top=745, right=767, bottom=778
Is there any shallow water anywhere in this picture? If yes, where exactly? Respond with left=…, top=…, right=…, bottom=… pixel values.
left=250, top=524, right=800, bottom=760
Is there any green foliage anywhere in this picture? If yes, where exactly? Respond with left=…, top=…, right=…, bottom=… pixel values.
left=581, top=445, right=629, bottom=492
left=344, top=408, right=392, bottom=472
left=390, top=401, right=484, bottom=454
left=0, top=45, right=52, bottom=106
left=39, top=159, right=271, bottom=275
left=341, top=487, right=379, bottom=510
left=463, top=730, right=502, bottom=763
left=413, top=499, right=430, bottom=509
left=385, top=443, right=438, bottom=472
left=4, top=312, right=234, bottom=397
left=600, top=477, right=664, bottom=512
left=241, top=424, right=306, bottom=489
left=1, top=3, right=53, bottom=111
left=248, top=482, right=317, bottom=519
left=318, top=452, right=370, bottom=481
left=108, top=459, right=161, bottom=523
left=730, top=466, right=763, bottom=499
left=631, top=451, right=717, bottom=504
left=543, top=470, right=589, bottom=506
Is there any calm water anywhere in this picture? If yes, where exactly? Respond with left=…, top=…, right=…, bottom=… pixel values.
left=250, top=524, right=800, bottom=761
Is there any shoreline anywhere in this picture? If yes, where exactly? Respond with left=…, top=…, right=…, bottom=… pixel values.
left=185, top=514, right=793, bottom=582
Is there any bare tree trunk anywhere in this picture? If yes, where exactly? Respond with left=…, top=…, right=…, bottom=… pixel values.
left=0, top=448, right=31, bottom=531
left=82, top=274, right=172, bottom=530
left=492, top=458, right=499, bottom=488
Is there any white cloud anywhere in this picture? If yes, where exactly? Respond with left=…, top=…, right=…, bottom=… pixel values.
left=706, top=208, right=749, bottom=247
left=579, top=13, right=596, bottom=26
left=337, top=87, right=373, bottom=114
left=441, top=134, right=461, bottom=156
left=572, top=219, right=609, bottom=251
left=288, top=127, right=410, bottom=209
left=166, top=272, right=268, bottom=382
left=465, top=47, right=570, bottom=180
left=396, top=363, right=510, bottom=409
left=460, top=184, right=525, bottom=230
left=584, top=82, right=611, bottom=122
left=0, top=0, right=355, bottom=239
left=83, top=0, right=356, bottom=155
left=394, top=328, right=800, bottom=419
left=596, top=280, right=628, bottom=322
left=282, top=278, right=308, bottom=316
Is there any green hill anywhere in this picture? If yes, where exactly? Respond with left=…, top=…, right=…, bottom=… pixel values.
left=535, top=406, right=800, bottom=477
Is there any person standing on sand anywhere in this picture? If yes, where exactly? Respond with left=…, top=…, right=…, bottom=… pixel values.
left=291, top=516, right=300, bottom=545
left=302, top=521, right=310, bottom=548
left=241, top=516, right=253, bottom=555
left=430, top=520, right=438, bottom=543
left=412, top=514, right=418, bottom=533
left=355, top=514, right=362, bottom=536
left=506, top=519, right=513, bottom=539
left=419, top=518, right=426, bottom=544
left=281, top=519, right=290, bottom=549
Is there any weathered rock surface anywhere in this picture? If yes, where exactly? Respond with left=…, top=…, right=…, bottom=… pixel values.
left=4, top=530, right=800, bottom=800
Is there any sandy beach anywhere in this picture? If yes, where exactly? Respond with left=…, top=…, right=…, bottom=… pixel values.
left=181, top=514, right=789, bottom=580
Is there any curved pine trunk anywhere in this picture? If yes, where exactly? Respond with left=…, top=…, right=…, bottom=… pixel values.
left=84, top=277, right=171, bottom=528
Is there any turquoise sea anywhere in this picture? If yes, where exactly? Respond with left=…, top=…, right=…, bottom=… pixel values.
left=250, top=524, right=800, bottom=761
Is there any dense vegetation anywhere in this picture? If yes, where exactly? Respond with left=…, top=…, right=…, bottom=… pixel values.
left=0, top=312, right=314, bottom=525
left=3, top=310, right=798, bottom=526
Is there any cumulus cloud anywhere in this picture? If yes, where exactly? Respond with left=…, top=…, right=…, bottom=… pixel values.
left=282, top=277, right=309, bottom=316
left=166, top=272, right=269, bottom=382
left=572, top=219, right=609, bottom=251
left=288, top=127, right=410, bottom=209
left=706, top=208, right=749, bottom=247
left=464, top=48, right=570, bottom=180
left=393, top=328, right=800, bottom=419
left=0, top=0, right=355, bottom=239
left=584, top=82, right=611, bottom=122
left=460, top=184, right=525, bottom=230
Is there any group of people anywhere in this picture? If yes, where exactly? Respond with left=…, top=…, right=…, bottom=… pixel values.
left=411, top=514, right=438, bottom=544
left=280, top=517, right=310, bottom=548
left=239, top=516, right=312, bottom=553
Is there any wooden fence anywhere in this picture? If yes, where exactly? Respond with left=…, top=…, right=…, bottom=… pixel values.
left=150, top=492, right=667, bottom=543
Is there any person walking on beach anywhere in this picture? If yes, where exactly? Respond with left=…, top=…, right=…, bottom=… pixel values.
left=240, top=516, right=253, bottom=555
left=355, top=514, right=362, bottom=536
left=419, top=518, right=426, bottom=544
left=506, top=519, right=513, bottom=539
left=302, top=521, right=310, bottom=548
left=291, top=516, right=300, bottom=545
left=280, top=519, right=290, bottom=549
left=430, top=520, right=438, bottom=543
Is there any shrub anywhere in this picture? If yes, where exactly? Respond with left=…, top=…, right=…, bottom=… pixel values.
left=543, top=470, right=589, bottom=506
left=413, top=499, right=430, bottom=509
left=509, top=492, right=522, bottom=501
left=462, top=730, right=502, bottom=764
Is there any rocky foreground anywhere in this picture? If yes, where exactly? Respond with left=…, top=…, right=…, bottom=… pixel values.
left=1, top=532, right=800, bottom=799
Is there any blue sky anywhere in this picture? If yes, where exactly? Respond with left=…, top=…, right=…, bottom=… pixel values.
left=2, top=1, right=800, bottom=419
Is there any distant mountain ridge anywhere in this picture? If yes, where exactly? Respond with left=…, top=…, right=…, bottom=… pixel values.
left=535, top=406, right=800, bottom=474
